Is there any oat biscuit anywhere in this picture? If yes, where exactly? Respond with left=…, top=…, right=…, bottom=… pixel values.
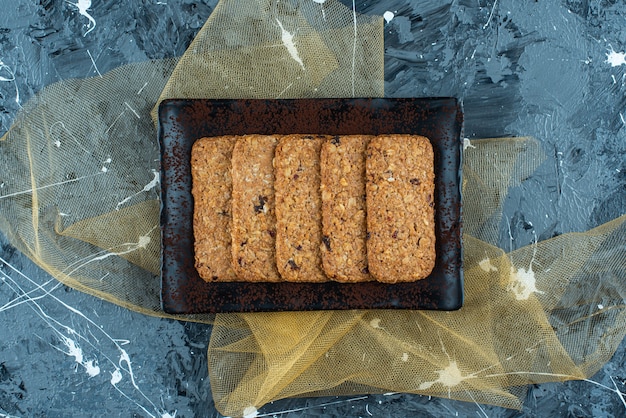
left=320, top=135, right=373, bottom=282
left=191, top=136, right=238, bottom=281
left=274, top=135, right=328, bottom=282
left=231, top=135, right=282, bottom=282
left=366, top=134, right=436, bottom=283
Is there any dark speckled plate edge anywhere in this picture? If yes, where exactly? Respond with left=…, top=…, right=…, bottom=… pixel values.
left=158, top=98, right=463, bottom=313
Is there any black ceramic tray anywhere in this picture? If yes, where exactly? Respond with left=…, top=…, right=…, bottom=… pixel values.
left=158, top=98, right=463, bottom=314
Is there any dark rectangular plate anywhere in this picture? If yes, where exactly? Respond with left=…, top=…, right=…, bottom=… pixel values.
left=158, top=98, right=463, bottom=313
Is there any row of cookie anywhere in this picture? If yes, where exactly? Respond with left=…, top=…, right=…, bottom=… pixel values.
left=191, top=134, right=435, bottom=284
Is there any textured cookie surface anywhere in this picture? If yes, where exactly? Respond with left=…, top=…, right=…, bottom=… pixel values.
left=274, top=135, right=328, bottom=282
left=320, top=135, right=373, bottom=282
left=191, top=136, right=238, bottom=281
left=231, top=135, right=281, bottom=282
left=366, top=135, right=436, bottom=283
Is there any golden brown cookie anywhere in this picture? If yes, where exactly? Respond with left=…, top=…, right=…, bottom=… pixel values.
left=191, top=136, right=238, bottom=281
left=231, top=135, right=282, bottom=282
left=320, top=135, right=373, bottom=282
left=274, top=135, right=329, bottom=282
left=365, top=134, right=436, bottom=283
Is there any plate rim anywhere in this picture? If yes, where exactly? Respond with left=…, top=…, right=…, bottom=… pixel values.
left=159, top=97, right=464, bottom=313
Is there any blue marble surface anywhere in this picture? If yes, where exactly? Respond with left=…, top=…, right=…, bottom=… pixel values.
left=1, top=0, right=625, bottom=416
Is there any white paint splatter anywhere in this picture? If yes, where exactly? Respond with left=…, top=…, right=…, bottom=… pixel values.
left=418, top=360, right=468, bottom=390
left=0, top=255, right=166, bottom=416
left=314, top=0, right=327, bottom=20
left=0, top=278, right=61, bottom=313
left=84, top=359, right=101, bottom=377
left=87, top=49, right=102, bottom=77
left=228, top=397, right=371, bottom=418
left=0, top=58, right=20, bottom=105
left=66, top=0, right=97, bottom=36
left=118, top=348, right=140, bottom=390
left=116, top=170, right=160, bottom=210
left=482, top=370, right=626, bottom=407
left=276, top=82, right=294, bottom=99
left=463, top=138, right=476, bottom=151
left=370, top=318, right=382, bottom=329
left=143, top=171, right=160, bottom=192
left=0, top=59, right=16, bottom=82
left=137, top=82, right=149, bottom=95
left=243, top=406, right=258, bottom=418
left=482, top=0, right=498, bottom=30
left=0, top=172, right=106, bottom=200
left=57, top=334, right=101, bottom=377
left=124, top=101, right=141, bottom=119
left=104, top=109, right=127, bottom=134
left=49, top=121, right=90, bottom=153
left=101, top=157, right=112, bottom=173
left=606, top=47, right=626, bottom=67
left=275, top=19, right=305, bottom=70
left=478, top=258, right=498, bottom=272
left=508, top=265, right=544, bottom=300
left=383, top=11, right=395, bottom=23
left=64, top=227, right=156, bottom=276
left=111, top=369, right=123, bottom=385
left=61, top=335, right=83, bottom=364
